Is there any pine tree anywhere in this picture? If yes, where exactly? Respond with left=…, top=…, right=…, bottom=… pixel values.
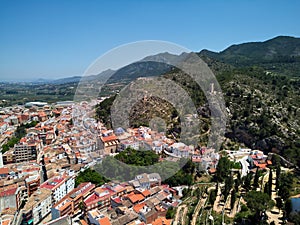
left=268, top=170, right=273, bottom=197
left=231, top=189, right=237, bottom=210
left=253, top=168, right=259, bottom=190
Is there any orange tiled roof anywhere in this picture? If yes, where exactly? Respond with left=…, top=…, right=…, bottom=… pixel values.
left=128, top=193, right=144, bottom=203
left=133, top=202, right=146, bottom=213
left=101, top=135, right=117, bottom=142
left=152, top=217, right=171, bottom=225
left=98, top=217, right=111, bottom=225
left=0, top=167, right=9, bottom=175
left=141, top=189, right=151, bottom=197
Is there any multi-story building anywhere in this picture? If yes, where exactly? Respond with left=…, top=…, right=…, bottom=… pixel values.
left=51, top=182, right=95, bottom=220
left=21, top=188, right=52, bottom=225
left=2, top=151, right=15, bottom=164
left=84, top=187, right=114, bottom=211
left=99, top=134, right=119, bottom=155
left=14, top=141, right=41, bottom=163
left=40, top=175, right=75, bottom=204
left=25, top=175, right=40, bottom=197
left=0, top=184, right=21, bottom=212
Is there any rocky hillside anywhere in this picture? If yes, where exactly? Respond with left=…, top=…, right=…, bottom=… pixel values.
left=95, top=36, right=300, bottom=167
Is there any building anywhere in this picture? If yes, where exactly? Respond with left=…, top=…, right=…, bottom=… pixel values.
left=25, top=175, right=40, bottom=197
left=2, top=151, right=15, bottom=164
left=40, top=176, right=75, bottom=204
left=0, top=152, right=4, bottom=168
left=51, top=182, right=95, bottom=220
left=87, top=209, right=111, bottom=225
left=133, top=173, right=161, bottom=189
left=168, top=142, right=190, bottom=158
left=44, top=215, right=71, bottom=225
left=0, top=184, right=21, bottom=212
left=84, top=187, right=114, bottom=211
left=100, top=134, right=119, bottom=155
left=0, top=167, right=9, bottom=178
left=14, top=141, right=41, bottom=163
left=21, top=188, right=52, bottom=225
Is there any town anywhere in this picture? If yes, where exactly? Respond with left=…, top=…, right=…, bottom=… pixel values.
left=0, top=100, right=299, bottom=225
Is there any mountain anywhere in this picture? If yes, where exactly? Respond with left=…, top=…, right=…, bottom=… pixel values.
left=200, top=36, right=300, bottom=77
left=95, top=36, right=300, bottom=168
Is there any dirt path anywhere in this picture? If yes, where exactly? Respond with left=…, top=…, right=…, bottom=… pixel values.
left=191, top=196, right=207, bottom=225
left=173, top=205, right=185, bottom=225
left=266, top=170, right=283, bottom=225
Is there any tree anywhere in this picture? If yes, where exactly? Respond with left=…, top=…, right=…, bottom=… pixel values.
left=209, top=189, right=217, bottom=206
left=253, top=168, right=259, bottom=190
left=245, top=191, right=274, bottom=221
left=275, top=197, right=283, bottom=213
left=223, top=175, right=233, bottom=200
left=268, top=169, right=273, bottom=197
left=215, top=156, right=231, bottom=182
left=243, top=172, right=252, bottom=192
left=79, top=200, right=86, bottom=215
left=278, top=173, right=293, bottom=200
left=75, top=168, right=108, bottom=187
left=231, top=189, right=237, bottom=210
left=264, top=182, right=270, bottom=196
left=166, top=207, right=175, bottom=219
left=272, top=154, right=281, bottom=168
left=276, top=166, right=281, bottom=190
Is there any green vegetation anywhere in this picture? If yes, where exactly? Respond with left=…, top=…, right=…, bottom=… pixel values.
left=243, top=191, right=275, bottom=224
left=95, top=95, right=116, bottom=128
left=115, top=147, right=159, bottom=166
left=0, top=82, right=77, bottom=106
left=166, top=207, right=176, bottom=219
left=215, top=157, right=231, bottom=182
left=75, top=168, right=109, bottom=187
left=1, top=121, right=38, bottom=153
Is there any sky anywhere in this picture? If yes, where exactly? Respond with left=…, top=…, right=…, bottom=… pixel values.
left=0, top=0, right=300, bottom=81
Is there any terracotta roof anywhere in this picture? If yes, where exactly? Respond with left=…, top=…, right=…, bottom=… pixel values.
left=152, top=217, right=172, bottom=225
left=128, top=193, right=144, bottom=204
left=98, top=217, right=111, bottom=225
left=141, top=189, right=151, bottom=197
left=80, top=220, right=88, bottom=225
left=133, top=202, right=146, bottom=213
left=101, top=135, right=117, bottom=142
left=2, top=220, right=11, bottom=225
left=0, top=187, right=17, bottom=197
left=0, top=167, right=9, bottom=175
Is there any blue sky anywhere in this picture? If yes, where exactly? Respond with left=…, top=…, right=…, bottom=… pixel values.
left=0, top=0, right=300, bottom=81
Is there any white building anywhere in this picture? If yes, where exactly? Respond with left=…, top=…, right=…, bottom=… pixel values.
left=22, top=188, right=52, bottom=225
left=40, top=176, right=75, bottom=204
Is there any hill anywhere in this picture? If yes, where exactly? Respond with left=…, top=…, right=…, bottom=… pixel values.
left=200, top=36, right=300, bottom=77
left=95, top=36, right=300, bottom=168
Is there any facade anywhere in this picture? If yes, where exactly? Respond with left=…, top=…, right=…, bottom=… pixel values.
left=168, top=142, right=190, bottom=158
left=25, top=175, right=40, bottom=197
left=40, top=176, right=75, bottom=204
left=134, top=173, right=161, bottom=189
left=84, top=187, right=114, bottom=211
left=14, top=142, right=41, bottom=163
left=0, top=185, right=21, bottom=212
left=51, top=182, right=95, bottom=220
left=22, top=189, right=52, bottom=225
left=100, top=135, right=119, bottom=155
